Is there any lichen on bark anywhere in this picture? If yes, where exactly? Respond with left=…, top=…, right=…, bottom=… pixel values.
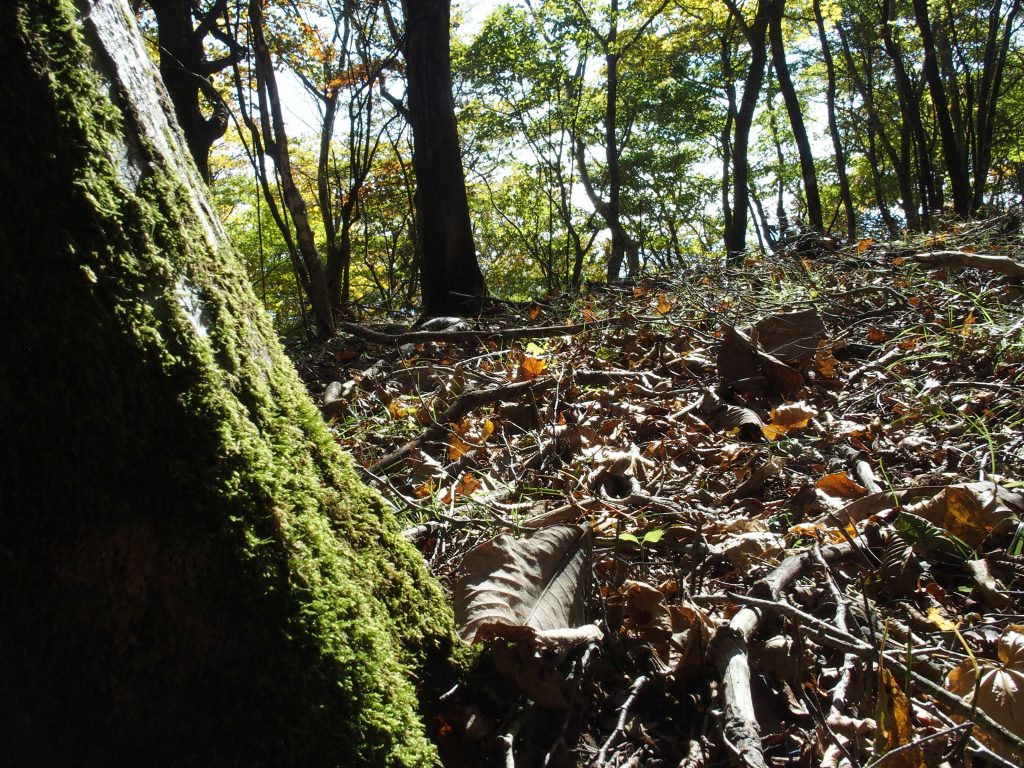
left=0, top=0, right=454, bottom=765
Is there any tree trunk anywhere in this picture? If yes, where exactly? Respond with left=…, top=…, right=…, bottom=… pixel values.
left=724, top=0, right=774, bottom=262
left=768, top=6, right=823, bottom=232
left=912, top=0, right=972, bottom=216
left=0, top=1, right=454, bottom=765
left=249, top=0, right=335, bottom=337
left=403, top=0, right=484, bottom=317
left=146, top=0, right=230, bottom=183
left=812, top=0, right=855, bottom=239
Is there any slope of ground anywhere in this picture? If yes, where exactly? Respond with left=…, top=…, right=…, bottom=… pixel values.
left=297, top=216, right=1024, bottom=768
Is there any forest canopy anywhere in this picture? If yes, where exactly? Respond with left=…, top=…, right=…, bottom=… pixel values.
left=136, top=0, right=1024, bottom=331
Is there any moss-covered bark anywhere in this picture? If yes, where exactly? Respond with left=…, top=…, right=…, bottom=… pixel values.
left=0, top=0, right=454, bottom=764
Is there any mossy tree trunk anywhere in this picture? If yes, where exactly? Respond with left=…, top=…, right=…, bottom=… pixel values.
left=0, top=0, right=454, bottom=765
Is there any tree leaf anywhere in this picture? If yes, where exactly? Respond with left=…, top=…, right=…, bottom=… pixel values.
left=454, top=524, right=591, bottom=644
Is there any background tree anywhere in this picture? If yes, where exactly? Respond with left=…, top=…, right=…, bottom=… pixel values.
left=402, top=0, right=485, bottom=316
left=0, top=0, right=454, bottom=764
left=141, top=0, right=238, bottom=181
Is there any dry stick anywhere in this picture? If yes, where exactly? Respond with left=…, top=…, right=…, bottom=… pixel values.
left=337, top=318, right=625, bottom=346
left=708, top=541, right=856, bottom=768
left=591, top=675, right=651, bottom=766
left=912, top=250, right=1024, bottom=280
left=366, top=377, right=557, bottom=475
left=812, top=543, right=862, bottom=768
left=840, top=445, right=883, bottom=494
left=861, top=723, right=972, bottom=768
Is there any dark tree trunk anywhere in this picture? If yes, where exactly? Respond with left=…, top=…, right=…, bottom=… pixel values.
left=971, top=0, right=1021, bottom=211
left=0, top=1, right=453, bottom=764
left=146, top=0, right=230, bottom=182
left=724, top=0, right=775, bottom=262
left=835, top=18, right=920, bottom=229
left=912, top=0, right=972, bottom=216
left=403, top=0, right=484, bottom=316
left=768, top=5, right=823, bottom=232
left=812, top=0, right=855, bottom=239
left=880, top=0, right=936, bottom=226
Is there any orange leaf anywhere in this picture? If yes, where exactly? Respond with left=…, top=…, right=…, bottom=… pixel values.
left=816, top=472, right=868, bottom=499
left=654, top=293, right=674, bottom=315
left=857, top=237, right=874, bottom=254
left=519, top=355, right=547, bottom=380
left=528, top=305, right=542, bottom=320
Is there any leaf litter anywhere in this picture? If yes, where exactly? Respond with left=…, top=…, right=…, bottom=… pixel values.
left=295, top=221, right=1024, bottom=768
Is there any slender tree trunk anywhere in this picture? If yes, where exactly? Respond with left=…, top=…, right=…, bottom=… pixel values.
left=768, top=6, right=823, bottom=231
left=972, top=0, right=1021, bottom=211
left=146, top=0, right=230, bottom=182
left=249, top=0, right=335, bottom=336
left=403, top=0, right=484, bottom=316
left=724, top=1, right=773, bottom=262
left=880, top=0, right=935, bottom=226
left=0, top=1, right=453, bottom=764
left=836, top=19, right=920, bottom=229
left=812, top=0, right=855, bottom=239
left=912, top=0, right=971, bottom=216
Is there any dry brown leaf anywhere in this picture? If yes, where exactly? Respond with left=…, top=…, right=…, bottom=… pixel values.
left=454, top=525, right=591, bottom=644
left=946, top=625, right=1024, bottom=754
left=622, top=580, right=673, bottom=662
left=753, top=308, right=828, bottom=365
left=654, top=293, right=675, bottom=314
left=905, top=483, right=1021, bottom=547
left=874, top=666, right=924, bottom=767
left=857, top=237, right=874, bottom=253
left=491, top=642, right=571, bottom=710
left=717, top=324, right=804, bottom=397
left=762, top=401, right=816, bottom=440
left=669, top=601, right=714, bottom=681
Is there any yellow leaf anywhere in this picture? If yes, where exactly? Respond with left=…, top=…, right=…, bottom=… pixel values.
left=654, top=293, right=674, bottom=315
left=815, top=340, right=838, bottom=378
left=875, top=666, right=924, bottom=767
left=961, top=311, right=976, bottom=337
left=480, top=418, right=495, bottom=442
left=387, top=399, right=410, bottom=419
left=926, top=606, right=958, bottom=632
left=456, top=472, right=481, bottom=496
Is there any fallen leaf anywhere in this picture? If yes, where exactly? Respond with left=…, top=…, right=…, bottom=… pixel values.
left=454, top=525, right=592, bottom=643
left=817, top=472, right=868, bottom=500
left=519, top=355, right=547, bottom=380
left=875, top=666, right=924, bottom=767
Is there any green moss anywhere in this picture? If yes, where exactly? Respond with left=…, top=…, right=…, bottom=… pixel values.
left=0, top=0, right=455, bottom=765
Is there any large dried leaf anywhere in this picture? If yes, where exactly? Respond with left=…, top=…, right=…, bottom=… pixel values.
left=717, top=324, right=804, bottom=397
left=454, top=524, right=591, bottom=644
left=946, top=625, right=1024, bottom=757
left=752, top=308, right=828, bottom=366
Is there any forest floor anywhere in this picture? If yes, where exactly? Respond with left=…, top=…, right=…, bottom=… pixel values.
left=295, top=213, right=1024, bottom=768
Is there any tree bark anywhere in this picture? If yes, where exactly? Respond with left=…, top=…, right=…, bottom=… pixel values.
left=0, top=1, right=453, bottom=765
left=723, top=0, right=776, bottom=262
left=146, top=0, right=231, bottom=183
left=403, top=0, right=484, bottom=316
left=912, top=0, right=972, bottom=216
left=812, top=0, right=855, bottom=239
left=768, top=5, right=823, bottom=232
